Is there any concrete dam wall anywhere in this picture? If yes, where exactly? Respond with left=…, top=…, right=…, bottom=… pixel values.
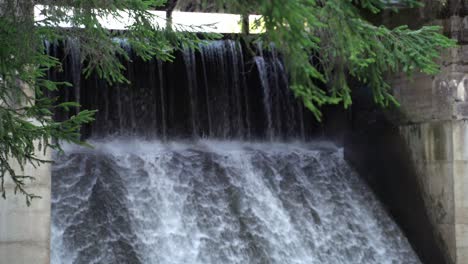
left=4, top=4, right=468, bottom=263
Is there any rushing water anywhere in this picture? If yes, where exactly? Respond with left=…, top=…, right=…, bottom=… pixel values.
left=52, top=140, right=420, bottom=264
left=49, top=39, right=420, bottom=263
left=47, top=39, right=315, bottom=140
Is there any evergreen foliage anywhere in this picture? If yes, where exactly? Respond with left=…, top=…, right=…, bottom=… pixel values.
left=0, top=0, right=215, bottom=204
left=0, top=0, right=456, bottom=204
left=215, top=0, right=456, bottom=118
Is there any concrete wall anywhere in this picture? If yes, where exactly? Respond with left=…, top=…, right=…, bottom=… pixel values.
left=346, top=13, right=468, bottom=264
left=0, top=149, right=51, bottom=264
left=344, top=13, right=468, bottom=263
left=388, top=19, right=468, bottom=262
left=344, top=94, right=450, bottom=263
left=397, top=120, right=468, bottom=263
left=0, top=77, right=51, bottom=262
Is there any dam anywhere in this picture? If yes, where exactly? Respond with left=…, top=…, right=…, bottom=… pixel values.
left=2, top=2, right=468, bottom=263
left=47, top=40, right=419, bottom=263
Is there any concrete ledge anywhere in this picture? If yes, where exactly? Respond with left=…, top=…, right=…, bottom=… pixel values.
left=455, top=224, right=468, bottom=247
left=0, top=150, right=51, bottom=264
left=439, top=223, right=457, bottom=263
left=0, top=204, right=51, bottom=242
left=344, top=115, right=450, bottom=264
left=457, top=246, right=468, bottom=264
left=0, top=242, right=49, bottom=264
left=400, top=122, right=454, bottom=162
left=453, top=121, right=468, bottom=161
left=417, top=161, right=455, bottom=225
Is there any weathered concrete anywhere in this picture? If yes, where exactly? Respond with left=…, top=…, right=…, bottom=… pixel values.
left=0, top=74, right=51, bottom=262
left=0, top=149, right=51, bottom=264
left=397, top=121, right=458, bottom=263
left=344, top=100, right=449, bottom=263
left=389, top=27, right=468, bottom=262
left=344, top=13, right=468, bottom=263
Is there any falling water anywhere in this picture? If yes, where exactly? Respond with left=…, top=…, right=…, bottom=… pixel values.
left=52, top=140, right=420, bottom=264
left=199, top=43, right=213, bottom=137
left=48, top=39, right=421, bottom=264
left=182, top=46, right=199, bottom=136
left=66, top=38, right=81, bottom=113
left=48, top=39, right=312, bottom=140
left=254, top=56, right=274, bottom=141
left=237, top=42, right=251, bottom=138
left=157, top=60, right=167, bottom=140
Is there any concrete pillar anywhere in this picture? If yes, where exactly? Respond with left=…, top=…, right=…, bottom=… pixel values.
left=0, top=1, right=51, bottom=263
left=0, top=70, right=51, bottom=264
left=0, top=151, right=51, bottom=264
left=392, top=34, right=468, bottom=263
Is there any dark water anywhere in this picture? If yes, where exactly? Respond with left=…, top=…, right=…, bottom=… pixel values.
left=47, top=39, right=316, bottom=140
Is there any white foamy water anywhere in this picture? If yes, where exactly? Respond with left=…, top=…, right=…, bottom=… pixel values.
left=51, top=139, right=420, bottom=264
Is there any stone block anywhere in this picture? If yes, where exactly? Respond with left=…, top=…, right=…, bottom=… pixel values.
left=433, top=74, right=458, bottom=119
left=455, top=206, right=468, bottom=226
left=394, top=73, right=440, bottom=122
left=439, top=223, right=457, bottom=263
left=447, top=16, right=462, bottom=40
left=442, top=45, right=468, bottom=70
left=0, top=185, right=51, bottom=211
left=424, top=161, right=455, bottom=224
left=0, top=185, right=51, bottom=242
left=402, top=122, right=454, bottom=161
left=461, top=17, right=468, bottom=43
left=0, top=147, right=51, bottom=264
left=395, top=53, right=468, bottom=123
left=427, top=122, right=454, bottom=161
left=3, top=150, right=51, bottom=188
left=457, top=247, right=468, bottom=264
left=454, top=161, right=468, bottom=224
left=455, top=103, right=468, bottom=119
left=446, top=16, right=468, bottom=44
left=456, top=224, right=468, bottom=248
left=0, top=210, right=50, bottom=243
left=0, top=242, right=49, bottom=264
left=400, top=125, right=425, bottom=161
left=390, top=21, right=468, bottom=262
left=454, top=121, right=468, bottom=161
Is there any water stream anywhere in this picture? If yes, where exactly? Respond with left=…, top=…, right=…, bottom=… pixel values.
left=52, top=140, right=419, bottom=264
left=49, top=40, right=420, bottom=264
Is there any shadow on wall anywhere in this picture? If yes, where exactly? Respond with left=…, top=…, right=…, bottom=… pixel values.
left=343, top=86, right=450, bottom=264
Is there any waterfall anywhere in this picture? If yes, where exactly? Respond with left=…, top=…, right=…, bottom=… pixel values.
left=157, top=60, right=167, bottom=140
left=48, top=39, right=312, bottom=140
left=254, top=56, right=274, bottom=141
left=237, top=42, right=251, bottom=138
left=182, top=46, right=199, bottom=136
left=199, top=43, right=213, bottom=137
left=52, top=140, right=420, bottom=264
left=48, top=39, right=421, bottom=264
left=66, top=38, right=81, bottom=114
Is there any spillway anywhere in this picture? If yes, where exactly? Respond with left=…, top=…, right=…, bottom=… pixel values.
left=52, top=140, right=419, bottom=264
left=49, top=40, right=420, bottom=264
